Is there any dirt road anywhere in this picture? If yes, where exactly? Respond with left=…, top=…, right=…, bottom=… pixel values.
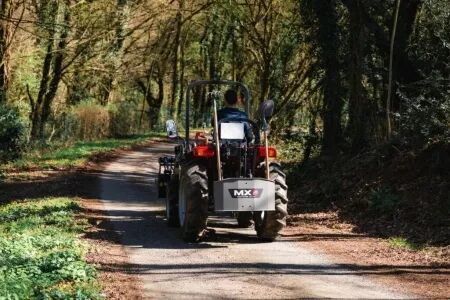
left=96, top=143, right=411, bottom=299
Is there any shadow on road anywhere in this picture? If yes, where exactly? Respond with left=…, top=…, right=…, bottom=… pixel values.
left=280, top=233, right=369, bottom=242
left=0, top=171, right=99, bottom=203
left=96, top=260, right=450, bottom=276
left=83, top=206, right=267, bottom=250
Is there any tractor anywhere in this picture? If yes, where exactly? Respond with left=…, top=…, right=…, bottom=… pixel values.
left=158, top=80, right=288, bottom=242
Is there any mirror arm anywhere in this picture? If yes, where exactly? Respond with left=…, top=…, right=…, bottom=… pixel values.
left=260, top=117, right=269, bottom=132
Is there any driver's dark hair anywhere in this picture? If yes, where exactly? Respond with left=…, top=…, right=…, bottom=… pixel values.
left=224, top=89, right=238, bottom=105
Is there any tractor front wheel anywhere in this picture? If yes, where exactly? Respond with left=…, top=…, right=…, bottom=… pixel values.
left=166, top=176, right=180, bottom=227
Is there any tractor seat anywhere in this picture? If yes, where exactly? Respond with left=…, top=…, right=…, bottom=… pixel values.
left=218, top=117, right=254, bottom=142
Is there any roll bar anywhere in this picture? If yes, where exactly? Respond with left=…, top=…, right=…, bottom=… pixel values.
left=185, top=80, right=252, bottom=142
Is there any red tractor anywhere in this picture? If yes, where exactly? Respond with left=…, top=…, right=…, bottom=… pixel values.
left=159, top=80, right=288, bottom=242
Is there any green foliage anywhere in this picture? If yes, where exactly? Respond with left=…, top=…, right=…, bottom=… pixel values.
left=109, top=100, right=141, bottom=138
left=387, top=237, right=421, bottom=251
left=0, top=105, right=26, bottom=163
left=369, top=187, right=400, bottom=216
left=2, top=0, right=449, bottom=154
left=397, top=88, right=450, bottom=146
left=410, top=2, right=450, bottom=81
left=1, top=133, right=162, bottom=172
left=396, top=2, right=450, bottom=146
left=277, top=136, right=304, bottom=163
left=0, top=198, right=101, bottom=299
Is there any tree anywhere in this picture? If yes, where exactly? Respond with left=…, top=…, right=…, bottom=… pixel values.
left=302, top=0, right=343, bottom=157
left=28, top=0, right=70, bottom=140
left=0, top=0, right=13, bottom=103
left=346, top=0, right=370, bottom=151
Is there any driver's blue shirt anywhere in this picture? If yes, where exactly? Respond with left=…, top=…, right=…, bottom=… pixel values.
left=217, top=107, right=252, bottom=141
left=217, top=107, right=248, bottom=121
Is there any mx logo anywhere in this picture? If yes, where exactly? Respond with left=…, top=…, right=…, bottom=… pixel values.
left=229, top=189, right=263, bottom=198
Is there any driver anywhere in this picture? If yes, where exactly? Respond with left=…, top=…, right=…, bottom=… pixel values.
left=217, top=89, right=253, bottom=141
left=217, top=89, right=247, bottom=121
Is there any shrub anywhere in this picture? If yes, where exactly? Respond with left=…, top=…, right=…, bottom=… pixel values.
left=0, top=104, right=26, bottom=162
left=397, top=85, right=450, bottom=146
left=109, top=100, right=140, bottom=137
left=369, top=187, right=400, bottom=216
left=72, top=101, right=110, bottom=140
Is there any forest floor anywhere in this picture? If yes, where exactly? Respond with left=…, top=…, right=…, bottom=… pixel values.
left=0, top=137, right=448, bottom=298
left=285, top=212, right=449, bottom=298
left=285, top=141, right=450, bottom=247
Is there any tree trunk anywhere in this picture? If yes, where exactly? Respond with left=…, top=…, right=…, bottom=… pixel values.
left=177, top=32, right=186, bottom=119
left=0, top=0, right=12, bottom=103
left=302, top=112, right=318, bottom=166
left=169, top=0, right=183, bottom=117
left=39, top=3, right=70, bottom=138
left=154, top=71, right=164, bottom=127
left=30, top=40, right=54, bottom=140
left=347, top=0, right=369, bottom=151
left=260, top=57, right=271, bottom=103
left=390, top=0, right=422, bottom=115
left=386, top=0, right=401, bottom=140
left=102, top=0, right=128, bottom=105
left=312, top=0, right=343, bottom=157
left=138, top=74, right=153, bottom=129
left=30, top=1, right=70, bottom=141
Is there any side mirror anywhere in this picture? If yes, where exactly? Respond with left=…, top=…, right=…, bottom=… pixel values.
left=166, top=119, right=178, bottom=139
left=259, top=100, right=275, bottom=119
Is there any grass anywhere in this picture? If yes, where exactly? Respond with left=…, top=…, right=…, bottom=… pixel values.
left=1, top=132, right=164, bottom=172
left=0, top=197, right=101, bottom=299
left=387, top=237, right=422, bottom=251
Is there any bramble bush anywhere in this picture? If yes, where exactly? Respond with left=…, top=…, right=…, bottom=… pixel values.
left=72, top=101, right=110, bottom=141
left=0, top=104, right=26, bottom=163
left=54, top=100, right=143, bottom=141
left=397, top=80, right=450, bottom=147
left=369, top=187, right=400, bottom=217
left=109, top=100, right=141, bottom=137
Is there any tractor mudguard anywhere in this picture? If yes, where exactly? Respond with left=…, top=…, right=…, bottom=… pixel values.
left=214, top=178, right=275, bottom=212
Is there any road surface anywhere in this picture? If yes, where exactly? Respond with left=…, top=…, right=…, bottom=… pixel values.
left=98, top=142, right=410, bottom=299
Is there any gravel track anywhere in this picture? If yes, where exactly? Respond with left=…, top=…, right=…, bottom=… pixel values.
left=98, top=143, right=411, bottom=299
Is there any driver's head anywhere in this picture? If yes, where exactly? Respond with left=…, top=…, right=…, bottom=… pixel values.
left=224, top=89, right=238, bottom=107
left=238, top=92, right=245, bottom=106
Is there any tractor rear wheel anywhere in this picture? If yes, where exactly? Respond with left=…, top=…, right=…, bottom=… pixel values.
left=254, top=162, right=288, bottom=241
left=178, top=161, right=209, bottom=242
left=166, top=176, right=180, bottom=227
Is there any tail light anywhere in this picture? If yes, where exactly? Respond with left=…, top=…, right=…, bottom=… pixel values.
left=257, top=146, right=277, bottom=158
left=193, top=145, right=215, bottom=158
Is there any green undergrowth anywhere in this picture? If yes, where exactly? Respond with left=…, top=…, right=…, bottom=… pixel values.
left=388, top=237, right=422, bottom=251
left=0, top=197, right=101, bottom=299
left=1, top=132, right=164, bottom=172
left=277, top=138, right=304, bottom=164
left=283, top=140, right=450, bottom=247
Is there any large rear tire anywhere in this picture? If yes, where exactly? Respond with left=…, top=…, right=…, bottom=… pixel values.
left=255, top=162, right=288, bottom=241
left=178, top=161, right=209, bottom=242
left=166, top=176, right=180, bottom=227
